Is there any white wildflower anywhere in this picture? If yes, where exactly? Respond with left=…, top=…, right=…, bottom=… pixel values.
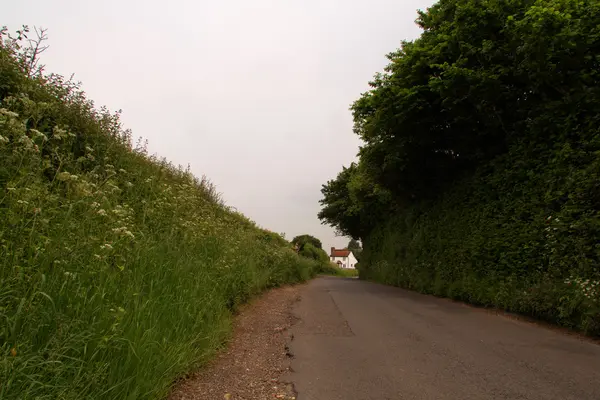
left=0, top=135, right=8, bottom=143
left=7, top=187, right=16, bottom=191
left=52, top=129, right=64, bottom=140
left=100, top=243, right=113, bottom=250
left=112, top=226, right=135, bottom=239
left=126, top=181, right=133, bottom=188
left=91, top=202, right=100, bottom=209
left=94, top=254, right=102, bottom=260
left=0, top=108, right=19, bottom=118
left=18, top=135, right=34, bottom=148
left=119, top=169, right=127, bottom=174
left=57, top=172, right=72, bottom=181
left=85, top=146, right=94, bottom=153
left=97, top=209, right=107, bottom=216
left=16, top=200, right=29, bottom=205
left=30, top=129, right=48, bottom=141
left=109, top=185, right=121, bottom=193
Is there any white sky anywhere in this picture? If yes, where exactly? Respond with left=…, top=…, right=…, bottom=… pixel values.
left=5, top=0, right=435, bottom=252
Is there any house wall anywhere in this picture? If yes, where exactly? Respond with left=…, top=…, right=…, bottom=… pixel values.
left=330, top=253, right=357, bottom=269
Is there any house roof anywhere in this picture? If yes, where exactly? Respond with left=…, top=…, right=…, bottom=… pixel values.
left=330, top=248, right=351, bottom=258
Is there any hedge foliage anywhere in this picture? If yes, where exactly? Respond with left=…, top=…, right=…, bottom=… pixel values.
left=319, top=0, right=600, bottom=335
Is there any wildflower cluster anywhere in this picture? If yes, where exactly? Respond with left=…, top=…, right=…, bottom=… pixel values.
left=0, top=32, right=316, bottom=400
left=565, top=276, right=600, bottom=302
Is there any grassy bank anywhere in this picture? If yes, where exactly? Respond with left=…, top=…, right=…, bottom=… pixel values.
left=0, top=31, right=318, bottom=399
left=318, top=263, right=359, bottom=278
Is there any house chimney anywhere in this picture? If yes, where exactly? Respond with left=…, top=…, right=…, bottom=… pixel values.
left=331, top=247, right=335, bottom=256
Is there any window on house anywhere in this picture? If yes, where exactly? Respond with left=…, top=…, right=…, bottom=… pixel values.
left=343, top=257, right=346, bottom=261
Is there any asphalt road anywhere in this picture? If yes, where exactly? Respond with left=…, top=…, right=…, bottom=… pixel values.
left=284, top=276, right=600, bottom=400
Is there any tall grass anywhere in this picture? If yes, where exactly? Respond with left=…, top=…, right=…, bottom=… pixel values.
left=0, top=30, right=318, bottom=399
left=317, top=263, right=359, bottom=278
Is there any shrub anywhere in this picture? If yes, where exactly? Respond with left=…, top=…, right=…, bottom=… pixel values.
left=298, top=243, right=329, bottom=263
left=317, top=263, right=359, bottom=277
left=359, top=141, right=600, bottom=334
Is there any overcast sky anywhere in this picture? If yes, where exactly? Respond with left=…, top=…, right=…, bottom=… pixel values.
left=5, top=0, right=434, bottom=252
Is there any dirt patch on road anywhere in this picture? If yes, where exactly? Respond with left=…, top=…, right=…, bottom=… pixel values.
left=169, top=286, right=301, bottom=400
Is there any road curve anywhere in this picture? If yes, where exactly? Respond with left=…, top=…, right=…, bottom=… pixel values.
left=284, top=276, right=600, bottom=400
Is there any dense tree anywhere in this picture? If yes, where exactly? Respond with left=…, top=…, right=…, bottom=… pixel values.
left=291, top=234, right=323, bottom=251
left=322, top=0, right=600, bottom=208
left=318, top=163, right=392, bottom=239
left=348, top=239, right=361, bottom=252
left=319, top=0, right=600, bottom=334
left=317, top=165, right=359, bottom=238
left=347, top=239, right=362, bottom=261
left=298, top=243, right=329, bottom=263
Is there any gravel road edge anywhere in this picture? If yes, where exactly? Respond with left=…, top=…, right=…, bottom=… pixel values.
left=168, top=285, right=303, bottom=400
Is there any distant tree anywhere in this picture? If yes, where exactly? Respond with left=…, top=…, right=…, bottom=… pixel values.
left=318, top=163, right=391, bottom=239
left=348, top=239, right=361, bottom=252
left=299, top=243, right=329, bottom=263
left=348, top=239, right=362, bottom=261
left=291, top=234, right=322, bottom=251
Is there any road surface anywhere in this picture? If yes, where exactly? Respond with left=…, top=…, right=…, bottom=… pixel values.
left=284, top=276, right=600, bottom=400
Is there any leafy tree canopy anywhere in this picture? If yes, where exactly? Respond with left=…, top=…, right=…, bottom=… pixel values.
left=348, top=239, right=361, bottom=252
left=291, top=234, right=323, bottom=251
left=298, top=243, right=329, bottom=263
left=320, top=0, right=600, bottom=239
left=348, top=238, right=362, bottom=261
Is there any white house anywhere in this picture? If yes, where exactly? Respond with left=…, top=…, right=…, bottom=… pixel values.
left=329, top=247, right=357, bottom=269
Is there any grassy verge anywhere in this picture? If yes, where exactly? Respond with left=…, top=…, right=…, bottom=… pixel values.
left=0, top=32, right=319, bottom=399
left=317, top=263, right=359, bottom=278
